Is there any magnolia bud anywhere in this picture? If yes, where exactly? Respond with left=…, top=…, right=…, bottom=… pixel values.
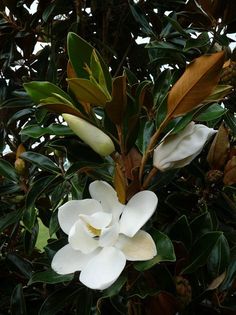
left=62, top=114, right=115, bottom=156
left=207, top=123, right=229, bottom=170
left=14, top=158, right=26, bottom=175
left=153, top=122, right=216, bottom=171
left=223, top=156, right=236, bottom=185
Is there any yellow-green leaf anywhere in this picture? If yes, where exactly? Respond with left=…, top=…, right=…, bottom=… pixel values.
left=203, top=84, right=232, bottom=104
left=67, top=78, right=110, bottom=106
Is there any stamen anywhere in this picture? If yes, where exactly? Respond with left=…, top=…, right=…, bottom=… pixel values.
left=86, top=224, right=101, bottom=237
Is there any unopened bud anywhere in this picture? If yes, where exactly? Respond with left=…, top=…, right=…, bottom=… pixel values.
left=223, top=156, right=236, bottom=185
left=14, top=158, right=26, bottom=175
left=62, top=114, right=115, bottom=156
left=207, top=123, right=229, bottom=170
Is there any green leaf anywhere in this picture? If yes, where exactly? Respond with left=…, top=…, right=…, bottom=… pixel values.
left=221, top=246, right=236, bottom=291
left=10, top=284, right=27, bottom=315
left=20, top=124, right=74, bottom=138
left=28, top=269, right=73, bottom=285
left=24, top=220, right=39, bottom=255
left=181, top=232, right=222, bottom=274
left=207, top=234, right=230, bottom=278
left=169, top=215, right=192, bottom=248
left=101, top=275, right=127, bottom=298
left=134, top=230, right=176, bottom=271
left=190, top=211, right=213, bottom=241
left=20, top=152, right=61, bottom=174
left=0, top=209, right=23, bottom=234
left=196, top=103, right=227, bottom=121
left=24, top=175, right=58, bottom=231
left=184, top=32, right=210, bottom=51
left=67, top=32, right=112, bottom=92
left=0, top=159, right=19, bottom=182
left=39, top=287, right=80, bottom=315
left=129, top=2, right=155, bottom=36
left=136, top=120, right=155, bottom=154
left=7, top=253, right=32, bottom=278
left=165, top=15, right=190, bottom=38
left=23, top=206, right=37, bottom=231
left=24, top=81, right=73, bottom=105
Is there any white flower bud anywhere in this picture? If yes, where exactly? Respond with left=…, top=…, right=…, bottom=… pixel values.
left=153, top=122, right=216, bottom=171
left=62, top=114, right=115, bottom=156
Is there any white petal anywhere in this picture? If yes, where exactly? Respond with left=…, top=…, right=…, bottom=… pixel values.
left=153, top=122, right=216, bottom=171
left=79, top=212, right=112, bottom=229
left=58, top=199, right=103, bottom=234
left=119, top=190, right=158, bottom=237
left=99, top=223, right=119, bottom=247
left=79, top=246, right=126, bottom=290
left=51, top=244, right=98, bottom=274
left=116, top=230, right=157, bottom=261
left=68, top=220, right=99, bottom=253
left=89, top=181, right=124, bottom=222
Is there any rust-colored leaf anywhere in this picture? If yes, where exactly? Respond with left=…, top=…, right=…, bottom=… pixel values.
left=167, top=51, right=225, bottom=118
left=38, top=103, right=84, bottom=118
left=114, top=162, right=126, bottom=204
left=105, top=75, right=127, bottom=124
left=67, top=60, right=77, bottom=79
left=123, top=147, right=142, bottom=180
left=207, top=123, right=230, bottom=170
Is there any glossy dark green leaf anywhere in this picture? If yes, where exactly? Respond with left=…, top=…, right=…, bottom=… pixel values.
left=129, top=2, right=155, bottom=36
left=23, top=220, right=39, bottom=255
left=181, top=232, right=222, bottom=274
left=7, top=108, right=33, bottom=125
left=169, top=215, right=192, bottom=248
left=136, top=120, right=155, bottom=154
left=184, top=32, right=210, bottom=51
left=221, top=246, right=236, bottom=291
left=104, top=275, right=127, bottom=297
left=0, top=208, right=23, bottom=233
left=10, top=284, right=26, bottom=315
left=39, top=287, right=80, bottom=315
left=0, top=159, right=19, bottom=182
left=67, top=32, right=112, bottom=92
left=165, top=15, right=190, bottom=38
left=196, top=103, right=227, bottom=122
left=21, top=152, right=60, bottom=174
left=28, top=269, right=73, bottom=285
left=23, top=206, right=37, bottom=231
left=24, top=81, right=73, bottom=105
left=25, top=175, right=57, bottom=219
left=135, top=230, right=176, bottom=271
left=7, top=253, right=32, bottom=279
left=207, top=233, right=230, bottom=278
left=190, top=211, right=213, bottom=241
left=20, top=124, right=74, bottom=138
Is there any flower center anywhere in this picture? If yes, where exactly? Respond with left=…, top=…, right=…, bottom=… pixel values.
left=86, top=224, right=101, bottom=237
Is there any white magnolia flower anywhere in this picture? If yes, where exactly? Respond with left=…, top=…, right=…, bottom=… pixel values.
left=52, top=180, right=158, bottom=290
left=153, top=122, right=216, bottom=171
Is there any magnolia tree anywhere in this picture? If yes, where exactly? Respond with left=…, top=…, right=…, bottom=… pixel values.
left=1, top=1, right=236, bottom=315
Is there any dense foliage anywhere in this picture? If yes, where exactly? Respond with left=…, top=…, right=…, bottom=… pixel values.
left=1, top=0, right=236, bottom=314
